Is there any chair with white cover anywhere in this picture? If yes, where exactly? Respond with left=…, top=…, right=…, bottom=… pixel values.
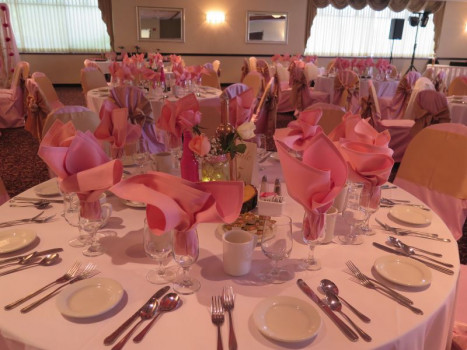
left=221, top=83, right=249, bottom=100
left=388, top=64, right=398, bottom=79
left=275, top=62, right=290, bottom=90
left=256, top=59, right=271, bottom=85
left=393, top=123, right=467, bottom=241
left=0, top=61, right=29, bottom=128
left=80, top=67, right=108, bottom=96
left=379, top=71, right=420, bottom=120
left=0, top=177, right=9, bottom=206
left=212, top=60, right=221, bottom=76
left=304, top=62, right=320, bottom=85
left=242, top=71, right=264, bottom=99
left=42, top=105, right=100, bottom=138
left=448, top=76, right=467, bottom=96
left=409, top=89, right=450, bottom=138
left=306, top=102, right=345, bottom=135
left=403, top=76, right=435, bottom=120
left=240, top=58, right=250, bottom=83
left=249, top=57, right=257, bottom=72
left=201, top=66, right=221, bottom=90
left=251, top=75, right=280, bottom=138
left=332, top=70, right=360, bottom=113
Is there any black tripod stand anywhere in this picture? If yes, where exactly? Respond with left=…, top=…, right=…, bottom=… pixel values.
left=405, top=23, right=420, bottom=74
left=405, top=12, right=429, bottom=75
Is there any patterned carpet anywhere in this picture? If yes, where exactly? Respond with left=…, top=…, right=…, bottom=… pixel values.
left=0, top=85, right=465, bottom=263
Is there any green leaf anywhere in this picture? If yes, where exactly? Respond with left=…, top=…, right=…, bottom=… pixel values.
left=235, top=144, right=246, bottom=153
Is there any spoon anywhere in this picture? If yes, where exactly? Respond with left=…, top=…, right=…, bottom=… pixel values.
left=388, top=236, right=442, bottom=257
left=10, top=200, right=52, bottom=209
left=400, top=245, right=454, bottom=268
left=112, top=300, right=158, bottom=350
left=0, top=254, right=59, bottom=276
left=133, top=293, right=181, bottom=343
left=0, top=252, right=38, bottom=270
left=320, top=279, right=371, bottom=323
left=326, top=292, right=372, bottom=342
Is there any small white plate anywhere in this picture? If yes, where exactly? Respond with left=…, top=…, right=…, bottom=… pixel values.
left=374, top=255, right=432, bottom=287
left=253, top=296, right=321, bottom=343
left=121, top=199, right=146, bottom=208
left=0, top=229, right=37, bottom=254
left=389, top=205, right=432, bottom=225
left=56, top=277, right=124, bottom=318
left=34, top=179, right=60, bottom=197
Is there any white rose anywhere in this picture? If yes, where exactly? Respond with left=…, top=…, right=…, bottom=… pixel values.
left=237, top=121, right=256, bottom=140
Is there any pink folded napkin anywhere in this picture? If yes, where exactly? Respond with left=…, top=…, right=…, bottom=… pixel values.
left=156, top=93, right=201, bottom=148
left=38, top=120, right=123, bottom=218
left=274, top=108, right=323, bottom=152
left=94, top=107, right=142, bottom=158
left=274, top=133, right=348, bottom=240
left=110, top=172, right=243, bottom=235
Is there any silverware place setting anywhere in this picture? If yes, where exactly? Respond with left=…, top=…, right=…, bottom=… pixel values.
left=222, top=286, right=237, bottom=350
left=0, top=253, right=60, bottom=277
left=387, top=236, right=452, bottom=266
left=0, top=247, right=63, bottom=266
left=0, top=212, right=56, bottom=228
left=211, top=295, right=225, bottom=350
left=374, top=218, right=450, bottom=242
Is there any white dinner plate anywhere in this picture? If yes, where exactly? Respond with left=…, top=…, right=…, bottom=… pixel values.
left=56, top=277, right=124, bottom=318
left=34, top=179, right=60, bottom=197
left=374, top=255, right=432, bottom=287
left=0, top=228, right=37, bottom=254
left=253, top=296, right=321, bottom=343
left=389, top=205, right=432, bottom=225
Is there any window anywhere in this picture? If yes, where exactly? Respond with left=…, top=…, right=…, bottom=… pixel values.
left=6, top=0, right=110, bottom=53
left=305, top=6, right=435, bottom=58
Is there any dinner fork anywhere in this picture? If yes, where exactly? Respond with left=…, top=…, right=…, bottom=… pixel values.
left=211, top=296, right=225, bottom=350
left=20, top=263, right=99, bottom=313
left=222, top=286, right=237, bottom=350
left=374, top=218, right=451, bottom=243
left=4, top=261, right=82, bottom=310
left=0, top=211, right=45, bottom=226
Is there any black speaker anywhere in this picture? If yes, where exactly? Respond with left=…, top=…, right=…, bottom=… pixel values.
left=389, top=18, right=404, bottom=40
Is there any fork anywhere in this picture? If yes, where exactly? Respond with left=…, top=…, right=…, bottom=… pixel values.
left=211, top=296, right=225, bottom=350
left=222, top=286, right=237, bottom=350
left=0, top=211, right=45, bottom=226
left=20, top=263, right=99, bottom=313
left=374, top=218, right=447, bottom=241
left=4, top=261, right=82, bottom=310
left=0, top=213, right=56, bottom=228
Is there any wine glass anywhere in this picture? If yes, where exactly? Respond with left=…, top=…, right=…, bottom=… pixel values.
left=339, top=183, right=365, bottom=245
left=143, top=219, right=176, bottom=284
left=172, top=227, right=200, bottom=295
left=301, top=211, right=327, bottom=270
left=133, top=138, right=149, bottom=173
left=359, top=184, right=381, bottom=236
left=259, top=215, right=293, bottom=284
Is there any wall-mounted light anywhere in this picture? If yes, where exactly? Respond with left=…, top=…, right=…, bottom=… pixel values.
left=206, top=11, right=225, bottom=24
left=465, top=22, right=467, bottom=32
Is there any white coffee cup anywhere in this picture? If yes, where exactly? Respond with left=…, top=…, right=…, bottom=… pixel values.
left=322, top=206, right=338, bottom=244
left=153, top=152, right=174, bottom=173
left=222, top=230, right=257, bottom=276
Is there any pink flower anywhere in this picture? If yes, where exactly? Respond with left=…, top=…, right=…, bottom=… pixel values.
left=189, top=134, right=211, bottom=156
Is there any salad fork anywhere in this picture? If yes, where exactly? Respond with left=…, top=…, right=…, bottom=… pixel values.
left=4, top=261, right=82, bottom=310
left=222, top=286, right=237, bottom=350
left=211, top=296, right=225, bottom=350
left=0, top=211, right=45, bottom=227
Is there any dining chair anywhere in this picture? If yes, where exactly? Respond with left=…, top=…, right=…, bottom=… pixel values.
left=242, top=71, right=264, bottom=98
left=379, top=71, right=421, bottom=120
left=448, top=76, right=467, bottom=96
left=333, top=70, right=360, bottom=113
left=240, top=58, right=250, bottom=83
left=80, top=67, right=108, bottom=96
left=0, top=177, right=9, bottom=206
left=83, top=59, right=101, bottom=70
left=393, top=123, right=467, bottom=241
left=422, top=67, right=434, bottom=80
left=0, top=61, right=29, bottom=128
left=249, top=56, right=257, bottom=72
left=403, top=76, right=435, bottom=119
left=201, top=67, right=221, bottom=90
left=304, top=62, right=319, bottom=86
left=306, top=102, right=345, bottom=135
left=326, top=59, right=336, bottom=75
left=42, top=105, right=100, bottom=138
left=255, top=59, right=271, bottom=85
left=226, top=87, right=255, bottom=128
left=409, top=89, right=450, bottom=138
left=221, top=83, right=249, bottom=99
left=388, top=64, right=398, bottom=79
left=275, top=62, right=290, bottom=90
left=252, top=75, right=280, bottom=137
left=212, top=59, right=221, bottom=76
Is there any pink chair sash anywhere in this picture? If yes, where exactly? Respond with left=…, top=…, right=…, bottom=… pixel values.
left=410, top=90, right=450, bottom=137
left=380, top=71, right=421, bottom=120
left=289, top=65, right=313, bottom=113
left=228, top=88, right=255, bottom=128
left=240, top=58, right=250, bottom=83
left=256, top=59, right=271, bottom=84
left=333, top=70, right=360, bottom=113
left=24, top=79, right=50, bottom=141
left=253, top=76, right=280, bottom=136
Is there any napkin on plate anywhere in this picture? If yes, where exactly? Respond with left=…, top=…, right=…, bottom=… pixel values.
left=110, top=172, right=243, bottom=235
left=274, top=133, right=347, bottom=239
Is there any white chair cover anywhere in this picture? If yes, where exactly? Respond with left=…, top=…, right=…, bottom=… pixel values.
left=42, top=105, right=100, bottom=138
left=404, top=77, right=435, bottom=119
left=80, top=67, right=107, bottom=95
left=0, top=61, right=29, bottom=128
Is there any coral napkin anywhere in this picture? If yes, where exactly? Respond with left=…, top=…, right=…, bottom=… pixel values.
left=274, top=133, right=348, bottom=240
left=274, top=108, right=323, bottom=152
left=38, top=120, right=123, bottom=216
left=94, top=107, right=142, bottom=155
left=110, top=172, right=243, bottom=235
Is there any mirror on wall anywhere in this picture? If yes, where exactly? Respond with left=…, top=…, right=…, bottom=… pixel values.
left=137, top=7, right=184, bottom=42
left=246, top=11, right=288, bottom=44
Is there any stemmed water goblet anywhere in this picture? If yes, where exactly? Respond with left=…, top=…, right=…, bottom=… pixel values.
left=63, top=192, right=91, bottom=248
left=172, top=227, right=200, bottom=294
left=359, top=184, right=381, bottom=236
left=133, top=138, right=149, bottom=173
left=143, top=219, right=176, bottom=284
left=301, top=211, right=327, bottom=270
left=79, top=199, right=112, bottom=257
left=340, top=182, right=365, bottom=245
left=259, top=215, right=293, bottom=284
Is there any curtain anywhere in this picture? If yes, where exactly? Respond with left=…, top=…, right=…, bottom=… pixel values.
left=98, top=0, right=114, bottom=51
left=0, top=3, right=19, bottom=88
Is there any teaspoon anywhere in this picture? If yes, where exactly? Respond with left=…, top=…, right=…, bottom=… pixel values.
left=326, top=292, right=372, bottom=342
left=0, top=252, right=38, bottom=270
left=0, top=254, right=59, bottom=276
left=401, top=245, right=454, bottom=268
left=388, top=236, right=442, bottom=257
left=133, top=293, right=181, bottom=343
left=320, top=279, right=371, bottom=323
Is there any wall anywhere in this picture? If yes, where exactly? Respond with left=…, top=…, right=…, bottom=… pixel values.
left=19, top=0, right=467, bottom=84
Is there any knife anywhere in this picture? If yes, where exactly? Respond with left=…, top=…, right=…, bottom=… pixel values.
left=0, top=248, right=63, bottom=266
left=297, top=279, right=359, bottom=342
left=13, top=197, right=64, bottom=203
left=372, top=243, right=454, bottom=275
left=103, top=285, right=170, bottom=345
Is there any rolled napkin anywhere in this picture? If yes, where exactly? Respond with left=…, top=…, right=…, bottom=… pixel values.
left=38, top=120, right=123, bottom=218
left=94, top=107, right=142, bottom=158
left=274, top=108, right=323, bottom=152
left=274, top=133, right=347, bottom=240
left=110, top=172, right=243, bottom=235
left=156, top=93, right=201, bottom=148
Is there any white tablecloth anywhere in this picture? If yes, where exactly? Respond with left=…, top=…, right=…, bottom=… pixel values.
left=315, top=76, right=399, bottom=102
left=0, top=159, right=460, bottom=350
left=447, top=96, right=467, bottom=126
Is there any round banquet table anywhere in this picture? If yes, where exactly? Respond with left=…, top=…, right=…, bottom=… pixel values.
left=86, top=86, right=222, bottom=138
left=315, top=76, right=399, bottom=102
left=0, top=158, right=460, bottom=350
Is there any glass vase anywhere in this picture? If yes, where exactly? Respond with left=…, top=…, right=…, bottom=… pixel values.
left=201, top=154, right=230, bottom=182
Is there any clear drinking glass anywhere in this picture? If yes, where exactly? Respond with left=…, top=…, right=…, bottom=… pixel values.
left=172, top=227, right=200, bottom=295
left=65, top=193, right=92, bottom=248
left=340, top=182, right=365, bottom=245
left=359, top=184, right=381, bottom=236
left=143, top=219, right=176, bottom=284
left=133, top=138, right=149, bottom=173
left=301, top=211, right=326, bottom=270
left=259, top=215, right=293, bottom=284
left=79, top=200, right=112, bottom=257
